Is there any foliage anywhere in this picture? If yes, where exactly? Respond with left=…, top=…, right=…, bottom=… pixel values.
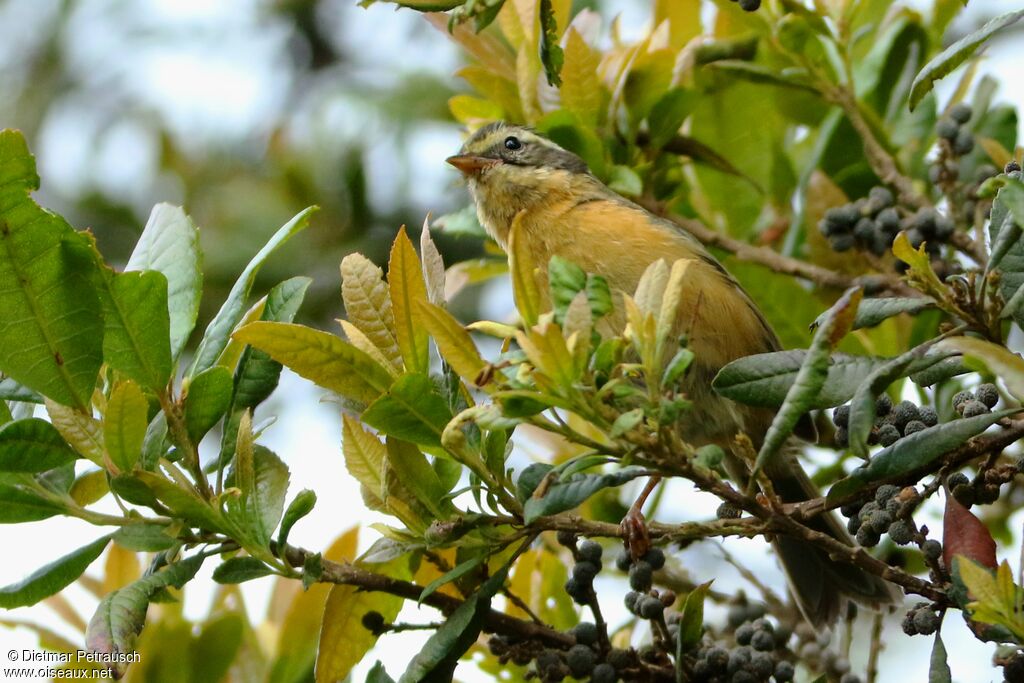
left=1, top=1, right=1024, bottom=682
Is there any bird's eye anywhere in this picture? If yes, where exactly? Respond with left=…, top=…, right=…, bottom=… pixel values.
left=504, top=136, right=522, bottom=151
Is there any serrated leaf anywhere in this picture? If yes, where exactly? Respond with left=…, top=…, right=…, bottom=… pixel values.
left=212, top=557, right=274, bottom=584
left=0, top=418, right=78, bottom=472
left=0, top=130, right=103, bottom=410
left=388, top=226, right=431, bottom=374
left=233, top=321, right=392, bottom=405
left=956, top=555, right=999, bottom=605
left=909, top=10, right=1024, bottom=110
left=341, top=253, right=403, bottom=369
left=524, top=466, right=648, bottom=523
left=416, top=301, right=487, bottom=384
left=277, top=489, right=316, bottom=549
left=420, top=219, right=446, bottom=306
left=188, top=207, right=317, bottom=378
left=829, top=409, right=1015, bottom=500
left=128, top=204, right=202, bottom=360
left=939, top=336, right=1024, bottom=402
left=362, top=374, right=454, bottom=449
left=104, top=381, right=148, bottom=473
left=0, top=534, right=110, bottom=608
left=225, top=445, right=290, bottom=547
left=182, top=365, right=232, bottom=445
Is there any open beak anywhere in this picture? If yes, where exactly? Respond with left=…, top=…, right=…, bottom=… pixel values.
left=446, top=154, right=498, bottom=176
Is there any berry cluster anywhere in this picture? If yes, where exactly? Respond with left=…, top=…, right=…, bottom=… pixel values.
left=688, top=599, right=797, bottom=683
left=818, top=186, right=900, bottom=256
left=728, top=0, right=762, bottom=12
left=791, top=621, right=862, bottom=682
left=564, top=536, right=606, bottom=605
left=840, top=484, right=923, bottom=549
left=832, top=395, right=938, bottom=449
left=952, top=383, right=999, bottom=418
left=618, top=547, right=672, bottom=622
left=900, top=602, right=941, bottom=636
left=935, top=103, right=975, bottom=159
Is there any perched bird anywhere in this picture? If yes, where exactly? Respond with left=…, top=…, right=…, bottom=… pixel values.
left=447, top=122, right=898, bottom=626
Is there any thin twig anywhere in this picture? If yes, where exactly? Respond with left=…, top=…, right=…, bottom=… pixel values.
left=866, top=611, right=885, bottom=683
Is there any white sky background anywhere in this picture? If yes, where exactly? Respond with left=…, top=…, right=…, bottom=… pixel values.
left=0, top=0, right=1022, bottom=681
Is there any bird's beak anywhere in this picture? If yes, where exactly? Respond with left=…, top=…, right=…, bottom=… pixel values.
left=446, top=154, right=498, bottom=176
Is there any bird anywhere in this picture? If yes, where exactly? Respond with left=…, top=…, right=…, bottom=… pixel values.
left=446, top=121, right=899, bottom=626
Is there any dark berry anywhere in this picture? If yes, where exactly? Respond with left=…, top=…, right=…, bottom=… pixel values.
left=727, top=647, right=752, bottom=674
left=566, top=644, right=597, bottom=678
left=867, top=510, right=893, bottom=534
left=727, top=604, right=748, bottom=627
left=578, top=540, right=602, bottom=564
left=717, top=502, right=742, bottom=519
left=731, top=671, right=756, bottom=683
left=934, top=215, right=954, bottom=240
left=639, top=595, right=665, bottom=619
left=913, top=609, right=939, bottom=635
left=835, top=427, right=849, bottom=448
left=904, top=228, right=925, bottom=249
left=859, top=501, right=880, bottom=517
left=615, top=550, right=632, bottom=572
left=936, top=118, right=959, bottom=140
left=738, top=0, right=761, bottom=11
left=736, top=623, right=755, bottom=645
left=869, top=186, right=895, bottom=209
left=750, top=651, right=775, bottom=677
left=819, top=216, right=843, bottom=237
left=876, top=207, right=900, bottom=233
left=888, top=520, right=914, bottom=545
left=952, top=390, right=974, bottom=411
left=607, top=648, right=632, bottom=671
left=624, top=591, right=640, bottom=613
left=774, top=661, right=795, bottom=682
left=833, top=404, right=850, bottom=428
left=976, top=383, right=999, bottom=408
left=536, top=649, right=564, bottom=677
left=1007, top=160, right=1022, bottom=174
left=641, top=547, right=666, bottom=570
left=978, top=483, right=1001, bottom=505
left=831, top=233, right=856, bottom=252
left=876, top=394, right=892, bottom=415
left=566, top=577, right=589, bottom=603
left=950, top=103, right=972, bottom=124
left=571, top=621, right=599, bottom=646
left=962, top=399, right=990, bottom=417
left=854, top=217, right=876, bottom=241
left=952, top=483, right=976, bottom=507
left=751, top=629, right=775, bottom=652
left=947, top=472, right=969, bottom=489
left=591, top=663, right=616, bottom=683
left=573, top=561, right=599, bottom=583
left=918, top=406, right=938, bottom=427
left=556, top=530, right=577, bottom=548
left=840, top=675, right=863, bottom=683
left=706, top=646, right=730, bottom=674
left=629, top=561, right=653, bottom=591
left=875, top=484, right=900, bottom=504
left=954, top=129, right=975, bottom=155
left=840, top=502, right=862, bottom=518
left=903, top=420, right=927, bottom=436
left=922, top=539, right=942, bottom=561
left=847, top=515, right=862, bottom=535
left=361, top=610, right=386, bottom=634
left=892, top=401, right=920, bottom=429
left=856, top=524, right=880, bottom=547
left=877, top=423, right=901, bottom=447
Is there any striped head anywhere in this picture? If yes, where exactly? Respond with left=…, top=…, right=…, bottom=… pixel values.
left=447, top=123, right=592, bottom=243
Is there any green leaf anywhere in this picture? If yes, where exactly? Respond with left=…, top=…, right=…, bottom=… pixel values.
left=277, top=489, right=316, bottom=549
left=755, top=288, right=862, bottom=473
left=548, top=256, right=587, bottom=324
left=112, top=524, right=176, bottom=552
left=0, top=130, right=103, bottom=410
left=813, top=297, right=936, bottom=330
left=189, top=613, right=245, bottom=683
left=362, top=374, right=454, bottom=449
left=431, top=206, right=488, bottom=240
left=929, top=633, right=951, bottom=683
left=399, top=564, right=509, bottom=683
left=990, top=183, right=1024, bottom=325
left=184, top=366, right=233, bottom=444
left=86, top=555, right=204, bottom=660
left=367, top=662, right=396, bottom=683
left=104, top=381, right=148, bottom=473
left=96, top=268, right=172, bottom=391
left=419, top=555, right=485, bottom=604
left=0, top=418, right=78, bottom=472
left=538, top=0, right=564, bottom=87
left=0, top=474, right=66, bottom=522
left=910, top=356, right=970, bottom=387
left=677, top=581, right=711, bottom=653
left=232, top=321, right=392, bottom=405
left=829, top=409, right=1015, bottom=500
left=706, top=60, right=816, bottom=92
left=0, top=534, right=110, bottom=608
left=648, top=88, right=697, bottom=150
left=212, top=557, right=275, bottom=584
left=135, top=471, right=227, bottom=532
left=385, top=437, right=454, bottom=521
left=188, top=206, right=317, bottom=378
left=0, top=378, right=42, bottom=403
left=909, top=10, right=1024, bottom=110
left=225, top=445, right=290, bottom=547
left=127, top=204, right=202, bottom=360
left=523, top=466, right=648, bottom=523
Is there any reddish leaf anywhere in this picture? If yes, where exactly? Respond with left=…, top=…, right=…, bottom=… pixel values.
left=943, top=494, right=997, bottom=571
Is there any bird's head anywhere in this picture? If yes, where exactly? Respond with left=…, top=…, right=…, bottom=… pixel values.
left=447, top=122, right=592, bottom=242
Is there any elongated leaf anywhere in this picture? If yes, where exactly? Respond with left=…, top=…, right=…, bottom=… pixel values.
left=706, top=60, right=816, bottom=92
left=342, top=253, right=403, bottom=369
left=0, top=534, right=110, bottom=608
left=420, top=222, right=446, bottom=306
left=508, top=212, right=541, bottom=326
left=212, top=557, right=274, bottom=584
left=44, top=400, right=104, bottom=466
left=524, top=466, right=648, bottom=523
left=987, top=182, right=1024, bottom=273
left=86, top=555, right=204, bottom=661
left=134, top=471, right=226, bottom=532
left=190, top=613, right=245, bottom=683
left=419, top=555, right=485, bottom=604
left=0, top=418, right=78, bottom=472
left=184, top=366, right=233, bottom=444
left=538, top=0, right=563, bottom=86
left=70, top=469, right=108, bottom=506
left=939, top=337, right=1024, bottom=401
left=813, top=297, right=936, bottom=330
left=385, top=437, right=454, bottom=521
left=911, top=356, right=970, bottom=386
left=233, top=321, right=392, bottom=405
left=991, top=183, right=1024, bottom=326
left=342, top=415, right=387, bottom=507
left=388, top=227, right=431, bottom=374
left=560, top=29, right=601, bottom=127
left=416, top=301, right=487, bottom=383
left=226, top=445, right=290, bottom=547
left=829, top=409, right=1015, bottom=500
left=188, top=207, right=317, bottom=378
left=0, top=130, right=102, bottom=410
left=909, top=10, right=1024, bottom=110
left=0, top=378, right=42, bottom=403
left=677, top=581, right=712, bottom=653
left=0, top=474, right=66, bottom=522
left=104, top=381, right=148, bottom=473
left=112, top=524, right=176, bottom=552
left=756, top=288, right=862, bottom=472
left=362, top=374, right=454, bottom=448
left=128, top=204, right=202, bottom=360
left=277, top=489, right=316, bottom=549
left=96, top=268, right=172, bottom=391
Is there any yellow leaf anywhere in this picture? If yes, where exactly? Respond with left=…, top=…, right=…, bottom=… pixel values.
left=978, top=136, right=1013, bottom=169
left=314, top=555, right=410, bottom=682
left=655, top=0, right=701, bottom=49
left=939, top=337, right=1024, bottom=401
left=417, top=301, right=488, bottom=384
left=102, top=544, right=140, bottom=595
left=272, top=528, right=358, bottom=683
left=516, top=44, right=542, bottom=122
left=457, top=67, right=524, bottom=122
left=426, top=13, right=515, bottom=80
left=508, top=212, right=543, bottom=326
left=45, top=399, right=104, bottom=466
left=449, top=94, right=504, bottom=125
left=217, top=295, right=267, bottom=372
left=467, top=320, right=520, bottom=338
left=656, top=258, right=693, bottom=358
left=104, top=380, right=148, bottom=473
left=517, top=320, right=577, bottom=387
left=892, top=232, right=947, bottom=300
left=420, top=219, right=446, bottom=306
left=233, top=321, right=392, bottom=405
left=70, top=469, right=109, bottom=507
left=338, top=320, right=400, bottom=378
left=342, top=415, right=387, bottom=504
left=388, top=226, right=431, bottom=374
left=634, top=259, right=670, bottom=315
left=957, top=555, right=1000, bottom=605
left=341, top=253, right=402, bottom=369
left=560, top=29, right=602, bottom=126
left=235, top=410, right=254, bottom=501
left=503, top=0, right=538, bottom=49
